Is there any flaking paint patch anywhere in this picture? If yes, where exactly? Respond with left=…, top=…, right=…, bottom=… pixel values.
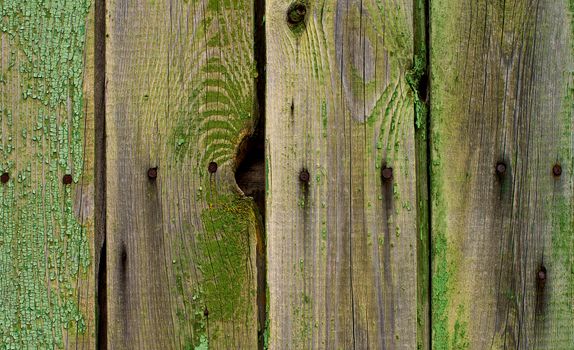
left=0, top=0, right=91, bottom=348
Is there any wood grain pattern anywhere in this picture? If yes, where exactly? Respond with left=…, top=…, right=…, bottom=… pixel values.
left=105, top=0, right=259, bottom=348
left=266, top=1, right=422, bottom=348
left=0, top=0, right=96, bottom=348
left=430, top=1, right=574, bottom=348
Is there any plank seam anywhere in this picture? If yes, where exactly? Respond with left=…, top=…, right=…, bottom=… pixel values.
left=94, top=0, right=107, bottom=347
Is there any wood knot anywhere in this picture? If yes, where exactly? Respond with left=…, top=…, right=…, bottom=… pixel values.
left=287, top=2, right=307, bottom=27
left=203, top=307, right=209, bottom=318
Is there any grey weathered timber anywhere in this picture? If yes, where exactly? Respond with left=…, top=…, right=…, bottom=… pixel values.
left=266, top=1, right=421, bottom=348
left=430, top=1, right=574, bottom=349
left=105, top=0, right=259, bottom=348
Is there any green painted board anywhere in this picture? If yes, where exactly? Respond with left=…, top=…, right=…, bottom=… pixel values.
left=105, top=0, right=260, bottom=348
left=0, top=0, right=97, bottom=348
left=430, top=1, right=574, bottom=348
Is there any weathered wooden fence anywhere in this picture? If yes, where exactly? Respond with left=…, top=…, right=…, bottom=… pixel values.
left=0, top=0, right=572, bottom=349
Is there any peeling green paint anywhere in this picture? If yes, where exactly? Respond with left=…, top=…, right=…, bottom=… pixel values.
left=0, top=0, right=91, bottom=348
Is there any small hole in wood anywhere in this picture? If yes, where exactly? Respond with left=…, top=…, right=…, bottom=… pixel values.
left=147, top=167, right=158, bottom=180
left=0, top=172, right=9, bottom=184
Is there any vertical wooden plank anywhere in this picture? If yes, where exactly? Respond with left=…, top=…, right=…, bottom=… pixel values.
left=430, top=1, right=574, bottom=348
left=106, top=0, right=259, bottom=348
left=0, top=0, right=96, bottom=349
left=266, top=1, right=419, bottom=348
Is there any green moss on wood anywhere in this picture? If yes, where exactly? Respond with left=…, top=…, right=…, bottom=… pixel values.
left=199, top=194, right=254, bottom=321
left=406, top=55, right=427, bottom=130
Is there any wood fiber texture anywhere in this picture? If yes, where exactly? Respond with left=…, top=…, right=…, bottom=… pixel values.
left=106, top=0, right=259, bottom=348
left=266, top=1, right=422, bottom=348
left=430, top=1, right=574, bottom=349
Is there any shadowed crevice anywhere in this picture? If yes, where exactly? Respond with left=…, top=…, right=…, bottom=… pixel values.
left=413, top=0, right=431, bottom=348
left=94, top=0, right=107, bottom=347
left=235, top=0, right=267, bottom=348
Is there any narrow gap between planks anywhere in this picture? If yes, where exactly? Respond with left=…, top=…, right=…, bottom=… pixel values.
left=94, top=0, right=107, bottom=348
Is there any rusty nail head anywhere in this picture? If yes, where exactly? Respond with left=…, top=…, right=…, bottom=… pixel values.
left=147, top=167, right=158, bottom=180
left=496, top=162, right=506, bottom=175
left=0, top=172, right=8, bottom=184
left=553, top=164, right=562, bottom=177
left=204, top=307, right=209, bottom=317
left=299, top=169, right=310, bottom=183
left=208, top=161, right=218, bottom=174
left=63, top=174, right=73, bottom=185
left=382, top=167, right=393, bottom=180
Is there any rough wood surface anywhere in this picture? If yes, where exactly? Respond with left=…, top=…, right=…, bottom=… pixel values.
left=0, top=0, right=96, bottom=349
left=430, top=1, right=574, bottom=349
left=266, top=1, right=421, bottom=348
left=105, top=0, right=259, bottom=349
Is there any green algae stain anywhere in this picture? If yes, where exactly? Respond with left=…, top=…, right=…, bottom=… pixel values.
left=451, top=305, right=469, bottom=350
left=263, top=316, right=270, bottom=350
left=430, top=94, right=450, bottom=350
left=321, top=100, right=327, bottom=138
left=548, top=5, right=574, bottom=345
left=198, top=194, right=253, bottom=322
left=173, top=193, right=255, bottom=348
left=0, top=0, right=92, bottom=348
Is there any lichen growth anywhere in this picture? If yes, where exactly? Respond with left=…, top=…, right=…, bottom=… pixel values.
left=0, top=0, right=92, bottom=348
